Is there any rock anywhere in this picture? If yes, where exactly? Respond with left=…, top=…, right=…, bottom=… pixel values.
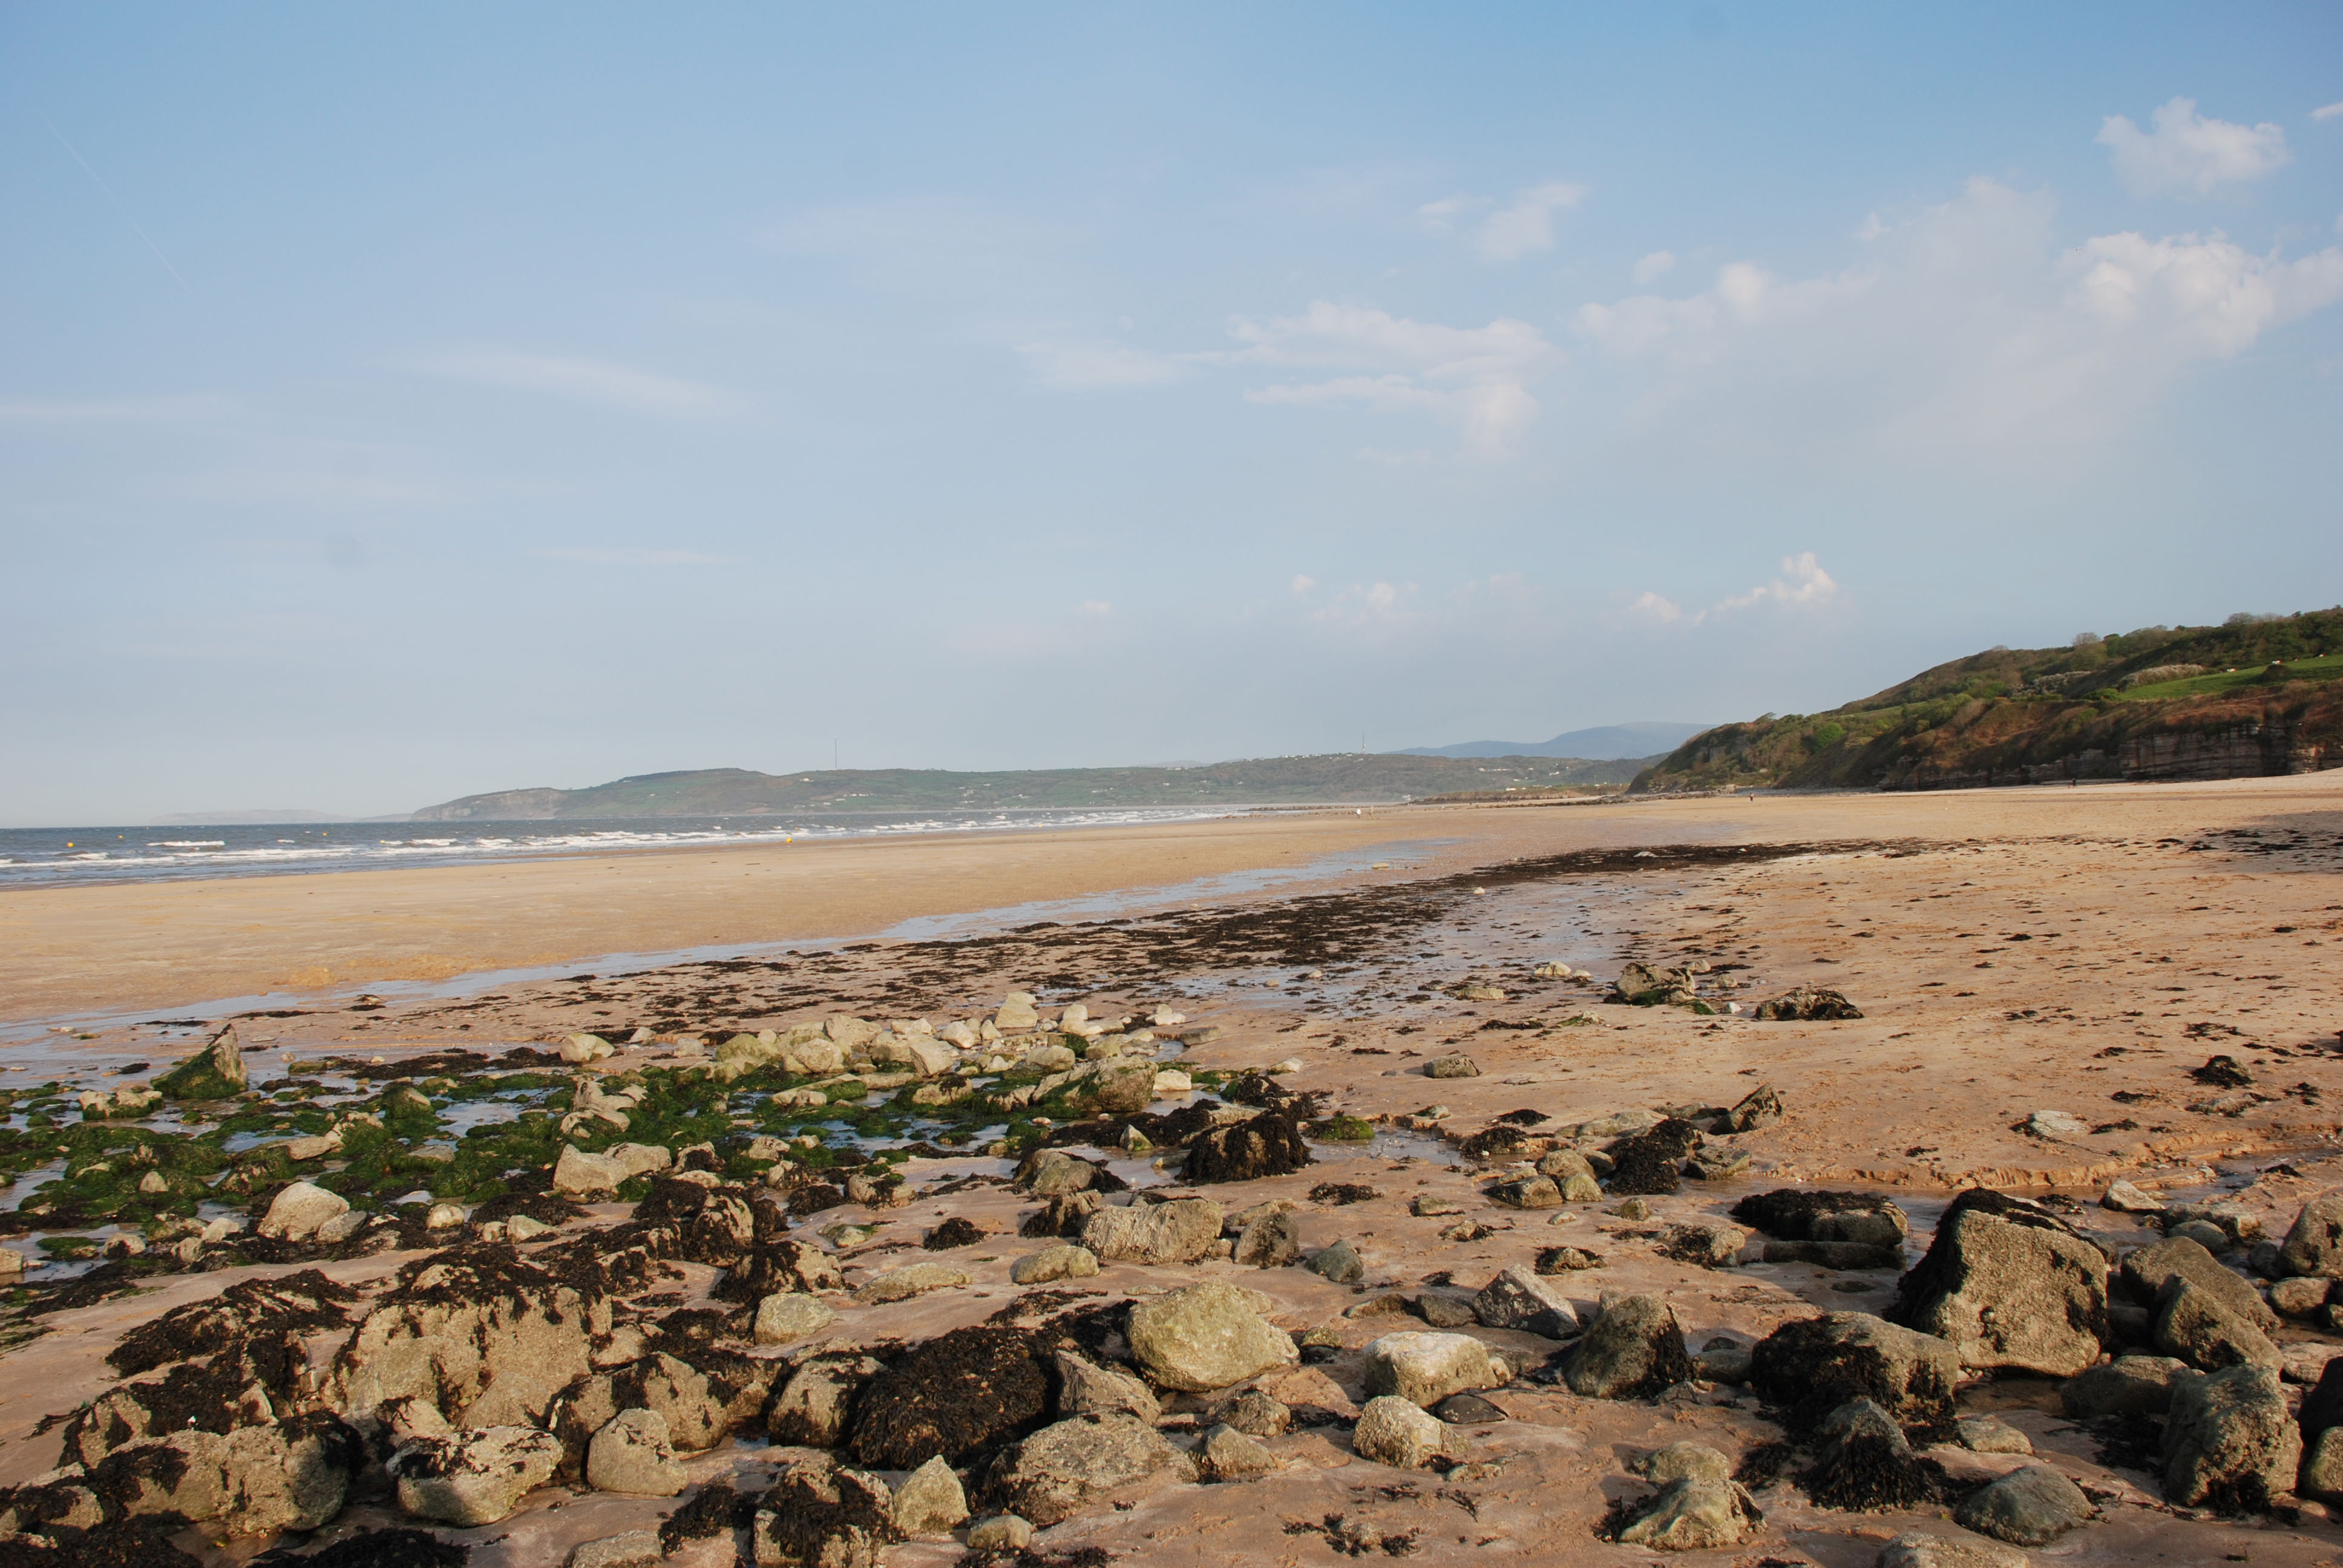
left=1636, top=1442, right=1732, bottom=1485
left=1565, top=1295, right=1692, bottom=1400
left=753, top=1454, right=895, bottom=1568
left=1351, top=1394, right=1449, bottom=1469
left=2120, top=1236, right=2276, bottom=1330
left=425, top=1201, right=467, bottom=1230
left=553, top=1145, right=630, bottom=1196
left=848, top=1326, right=1050, bottom=1469
left=1128, top=1281, right=1299, bottom=1392
left=1415, top=1292, right=1477, bottom=1328
left=2170, top=1219, right=2233, bottom=1252
left=1185, top=1111, right=1312, bottom=1183
left=1018, top=1148, right=1103, bottom=1197
left=85, top=1417, right=358, bottom=1537
left=1726, top=1082, right=1786, bottom=1131
left=2102, top=1180, right=2166, bottom=1215
left=1695, top=1342, right=1752, bottom=1383
left=2278, top=1192, right=2343, bottom=1278
left=852, top=1263, right=968, bottom=1305
left=1411, top=1192, right=1464, bottom=1216
left=1434, top=1393, right=1504, bottom=1428
left=1733, top=1188, right=1910, bottom=1246
left=1602, top=1119, right=1703, bottom=1196
left=2060, top=1355, right=2195, bottom=1417
left=1800, top=1397, right=1944, bottom=1511
left=1424, top=1055, right=1481, bottom=1079
left=1083, top=1197, right=1224, bottom=1265
left=891, top=1454, right=969, bottom=1535
left=1952, top=1464, right=2092, bottom=1547
left=2284, top=1341, right=2343, bottom=1384
left=1234, top=1208, right=1302, bottom=1267
left=1886, top=1190, right=2108, bottom=1377
left=1078, top=1058, right=1158, bottom=1116
left=1877, top=1533, right=2033, bottom=1568
left=1752, top=985, right=1862, bottom=1021
left=1153, top=1068, right=1192, bottom=1096
left=1364, top=1331, right=1507, bottom=1407
left=966, top=1516, right=1032, bottom=1553
left=2293, top=1353, right=2343, bottom=1449
left=1201, top=1422, right=1279, bottom=1480
left=2024, top=1110, right=2085, bottom=1137
left=1054, top=1351, right=1159, bottom=1422
left=154, top=1025, right=248, bottom=1099
left=1749, top=1313, right=1961, bottom=1439
left=995, top=993, right=1041, bottom=1031
left=560, top=1033, right=614, bottom=1064
left=1685, top=1146, right=1753, bottom=1181
left=1559, top=1173, right=1604, bottom=1202
left=1959, top=1415, right=2034, bottom=1455
left=1310, top=1240, right=1365, bottom=1284
left=766, top=1356, right=882, bottom=1448
left=316, top=1210, right=367, bottom=1244
left=568, top=1529, right=664, bottom=1568
left=872, top=1035, right=957, bottom=1079
left=1472, top=1267, right=1579, bottom=1338
left=1487, top=1175, right=1564, bottom=1209
left=586, top=1408, right=687, bottom=1497
left=2161, top=1362, right=2299, bottom=1510
left=2271, top=1276, right=2333, bottom=1318
left=610, top=1143, right=673, bottom=1178
left=1206, top=1389, right=1291, bottom=1436
left=2154, top=1275, right=2280, bottom=1371
left=2301, top=1426, right=2343, bottom=1501
left=1663, top=1222, right=1748, bottom=1268
left=1609, top=961, right=1699, bottom=1007
left=754, top=1293, right=837, bottom=1346
left=2165, top=1198, right=2261, bottom=1246
left=1616, top=1476, right=1761, bottom=1550
left=1011, top=1244, right=1099, bottom=1285
left=258, top=1180, right=349, bottom=1241
left=984, top=1413, right=1197, bottom=1526
left=390, top=1425, right=564, bottom=1525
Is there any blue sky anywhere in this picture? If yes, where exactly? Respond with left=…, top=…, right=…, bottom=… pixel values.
left=4, top=3, right=2340, bottom=823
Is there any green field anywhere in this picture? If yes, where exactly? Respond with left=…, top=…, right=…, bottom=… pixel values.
left=2117, top=652, right=2343, bottom=702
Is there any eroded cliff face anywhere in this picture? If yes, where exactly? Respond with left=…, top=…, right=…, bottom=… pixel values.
left=2123, top=714, right=2335, bottom=783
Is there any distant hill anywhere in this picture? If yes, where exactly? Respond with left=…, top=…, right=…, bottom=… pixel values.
left=1401, top=722, right=1711, bottom=760
left=1631, top=609, right=2343, bottom=793
left=412, top=752, right=1655, bottom=820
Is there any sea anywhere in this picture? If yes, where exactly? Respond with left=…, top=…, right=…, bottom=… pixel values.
left=0, top=809, right=1248, bottom=889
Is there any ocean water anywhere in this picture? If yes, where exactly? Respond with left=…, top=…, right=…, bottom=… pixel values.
left=0, top=809, right=1247, bottom=888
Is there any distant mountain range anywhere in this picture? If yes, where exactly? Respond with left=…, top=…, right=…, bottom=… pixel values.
left=411, top=752, right=1658, bottom=820
left=1399, top=721, right=1712, bottom=760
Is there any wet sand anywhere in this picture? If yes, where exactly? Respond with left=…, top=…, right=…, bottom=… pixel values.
left=3, top=772, right=2342, bottom=1566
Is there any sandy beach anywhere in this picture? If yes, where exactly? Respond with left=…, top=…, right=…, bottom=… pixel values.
left=2, top=773, right=2341, bottom=1567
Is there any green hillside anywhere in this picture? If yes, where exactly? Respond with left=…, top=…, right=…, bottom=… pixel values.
left=412, top=752, right=1650, bottom=820
left=1632, top=608, right=2343, bottom=793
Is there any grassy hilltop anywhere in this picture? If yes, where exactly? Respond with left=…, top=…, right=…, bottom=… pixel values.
left=412, top=752, right=1651, bottom=820
left=1632, top=608, right=2343, bottom=793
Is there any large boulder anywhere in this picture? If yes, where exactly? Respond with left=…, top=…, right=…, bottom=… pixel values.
left=2162, top=1363, right=2299, bottom=1511
left=1184, top=1111, right=1312, bottom=1183
left=752, top=1454, right=896, bottom=1568
left=1054, top=1351, right=1159, bottom=1422
left=852, top=1263, right=969, bottom=1305
left=2117, top=1236, right=2276, bottom=1330
left=1082, top=1197, right=1224, bottom=1264
left=258, top=1181, right=350, bottom=1242
left=1565, top=1295, right=1691, bottom=1400
left=389, top=1425, right=563, bottom=1525
left=553, top=1146, right=631, bottom=1197
left=2278, top=1193, right=2343, bottom=1278
left=1363, top=1331, right=1507, bottom=1408
left=1886, top=1191, right=2107, bottom=1377
left=1233, top=1208, right=1302, bottom=1268
left=1351, top=1395, right=1449, bottom=1469
left=848, top=1326, right=1050, bottom=1469
left=586, top=1408, right=686, bottom=1497
left=753, top=1293, right=837, bottom=1345
left=154, top=1026, right=248, bottom=1100
left=1076, top=1057, right=1159, bottom=1115
left=1471, top=1267, right=1579, bottom=1338
left=1615, top=1475, right=1761, bottom=1551
left=1127, top=1281, right=1299, bottom=1393
left=1748, top=1313, right=1961, bottom=1440
left=2060, top=1354, right=2197, bottom=1417
left=84, top=1416, right=357, bottom=1536
left=1010, top=1244, right=1098, bottom=1285
left=1951, top=1465, right=2093, bottom=1547
left=332, top=1249, right=603, bottom=1433
left=891, top=1454, right=969, bottom=1536
left=983, top=1413, right=1197, bottom=1527
left=2153, top=1276, right=2280, bottom=1372
left=765, top=1355, right=882, bottom=1448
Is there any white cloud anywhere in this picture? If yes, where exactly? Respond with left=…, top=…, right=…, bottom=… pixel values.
left=1570, top=175, right=2343, bottom=456
left=2098, top=97, right=2290, bottom=195
left=1290, top=575, right=1316, bottom=595
left=414, top=350, right=729, bottom=417
left=1631, top=250, right=1677, bottom=286
left=1208, top=301, right=1558, bottom=456
left=2315, top=102, right=2343, bottom=123
left=1014, top=338, right=1188, bottom=389
left=538, top=547, right=730, bottom=566
left=1632, top=554, right=1840, bottom=629
left=1475, top=181, right=1587, bottom=261
left=1075, top=599, right=1112, bottom=617
left=1306, top=580, right=1415, bottom=627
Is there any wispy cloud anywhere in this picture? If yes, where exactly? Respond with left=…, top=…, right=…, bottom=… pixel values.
left=1632, top=250, right=1678, bottom=286
left=413, top=350, right=730, bottom=417
left=1632, top=553, right=1840, bottom=627
left=1418, top=180, right=1587, bottom=261
left=537, top=547, right=732, bottom=567
left=2315, top=102, right=2343, bottom=123
left=1207, top=301, right=1558, bottom=456
left=2099, top=97, right=2290, bottom=195
left=1014, top=338, right=1189, bottom=390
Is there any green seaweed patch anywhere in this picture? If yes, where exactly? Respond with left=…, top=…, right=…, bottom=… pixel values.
left=36, top=1236, right=99, bottom=1259
left=1312, top=1115, right=1375, bottom=1142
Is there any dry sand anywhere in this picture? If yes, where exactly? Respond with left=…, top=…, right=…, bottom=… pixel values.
left=2, top=773, right=2341, bottom=1566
